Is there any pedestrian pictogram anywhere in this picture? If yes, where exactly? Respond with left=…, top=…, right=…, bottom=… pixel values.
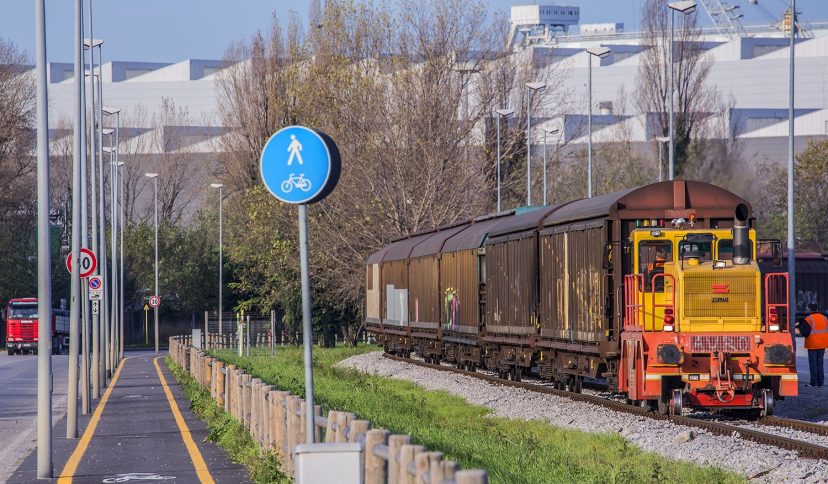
left=260, top=125, right=341, bottom=205
left=149, top=295, right=161, bottom=308
left=66, top=248, right=98, bottom=278
left=92, top=300, right=100, bottom=315
left=287, top=135, right=304, bottom=165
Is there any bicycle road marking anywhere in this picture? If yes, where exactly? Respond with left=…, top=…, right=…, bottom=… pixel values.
left=152, top=357, right=215, bottom=484
left=57, top=357, right=131, bottom=483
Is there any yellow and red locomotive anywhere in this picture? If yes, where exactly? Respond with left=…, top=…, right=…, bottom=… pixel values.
left=365, top=181, right=797, bottom=415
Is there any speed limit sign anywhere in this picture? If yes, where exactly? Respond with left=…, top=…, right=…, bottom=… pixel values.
left=149, top=295, right=161, bottom=308
left=66, top=248, right=98, bottom=279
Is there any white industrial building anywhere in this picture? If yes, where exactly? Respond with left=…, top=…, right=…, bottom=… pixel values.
left=31, top=3, right=828, bottom=208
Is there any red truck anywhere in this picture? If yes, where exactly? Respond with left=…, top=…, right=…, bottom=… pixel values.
left=5, top=298, right=70, bottom=355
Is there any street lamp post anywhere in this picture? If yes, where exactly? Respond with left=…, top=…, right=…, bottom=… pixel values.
left=103, top=106, right=122, bottom=361
left=495, top=109, right=514, bottom=213
left=667, top=1, right=698, bottom=181
left=655, top=136, right=670, bottom=182
left=145, top=173, right=159, bottom=354
left=525, top=82, right=546, bottom=206
left=103, top=141, right=117, bottom=367
left=586, top=47, right=611, bottom=199
left=787, top=0, right=797, bottom=342
left=210, top=183, right=224, bottom=336
left=542, top=127, right=560, bottom=206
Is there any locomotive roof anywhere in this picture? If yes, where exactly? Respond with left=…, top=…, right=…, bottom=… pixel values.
left=543, top=180, right=751, bottom=226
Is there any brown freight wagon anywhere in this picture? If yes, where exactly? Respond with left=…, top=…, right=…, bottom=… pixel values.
left=479, top=181, right=752, bottom=386
left=759, top=252, right=828, bottom=318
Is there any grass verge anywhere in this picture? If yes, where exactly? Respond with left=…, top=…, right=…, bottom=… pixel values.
left=165, top=356, right=290, bottom=484
left=210, top=346, right=745, bottom=484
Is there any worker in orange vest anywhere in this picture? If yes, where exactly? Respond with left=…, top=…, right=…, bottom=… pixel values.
left=799, top=303, right=828, bottom=387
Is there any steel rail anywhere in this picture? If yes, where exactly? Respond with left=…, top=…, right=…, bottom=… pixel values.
left=383, top=354, right=828, bottom=460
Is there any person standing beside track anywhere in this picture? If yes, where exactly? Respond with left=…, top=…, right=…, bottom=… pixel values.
left=798, top=303, right=828, bottom=387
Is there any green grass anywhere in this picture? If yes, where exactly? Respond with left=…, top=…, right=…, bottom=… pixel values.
left=165, top=356, right=290, bottom=484
left=209, top=345, right=744, bottom=484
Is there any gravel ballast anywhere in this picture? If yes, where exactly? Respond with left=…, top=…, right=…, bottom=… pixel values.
left=338, top=351, right=828, bottom=482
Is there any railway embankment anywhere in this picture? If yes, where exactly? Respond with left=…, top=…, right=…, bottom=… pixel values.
left=190, top=343, right=743, bottom=483
left=339, top=351, right=828, bottom=483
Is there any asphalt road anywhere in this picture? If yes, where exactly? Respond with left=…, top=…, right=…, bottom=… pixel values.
left=0, top=353, right=69, bottom=483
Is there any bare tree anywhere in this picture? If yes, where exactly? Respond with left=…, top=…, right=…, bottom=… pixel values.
left=635, top=0, right=717, bottom=177
left=0, top=38, right=36, bottom=213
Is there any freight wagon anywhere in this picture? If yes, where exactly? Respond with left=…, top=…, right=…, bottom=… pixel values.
left=366, top=180, right=798, bottom=415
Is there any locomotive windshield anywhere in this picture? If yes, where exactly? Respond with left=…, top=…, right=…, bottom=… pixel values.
left=8, top=305, right=38, bottom=319
left=639, top=241, right=672, bottom=291
left=678, top=234, right=713, bottom=261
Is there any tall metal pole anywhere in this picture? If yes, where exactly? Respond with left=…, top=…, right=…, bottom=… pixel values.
left=97, top=72, right=109, bottom=379
left=658, top=141, right=664, bottom=182
left=218, top=186, right=223, bottom=336
left=109, top=147, right=117, bottom=368
left=526, top=89, right=532, bottom=206
left=787, top=0, right=797, bottom=341
left=669, top=9, right=676, bottom=181
left=78, top=16, right=90, bottom=417
left=587, top=56, right=594, bottom=198
left=298, top=205, right=315, bottom=443
left=117, top=114, right=124, bottom=360
left=543, top=130, right=548, bottom=205
left=496, top=114, right=502, bottom=213
left=68, top=0, right=83, bottom=440
left=154, top=178, right=159, bottom=355
left=35, top=0, right=53, bottom=477
left=86, top=47, right=102, bottom=397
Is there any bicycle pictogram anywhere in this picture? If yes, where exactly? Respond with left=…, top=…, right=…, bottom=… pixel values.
left=280, top=173, right=312, bottom=193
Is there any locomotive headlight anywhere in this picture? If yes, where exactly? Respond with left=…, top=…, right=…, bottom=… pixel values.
left=657, top=344, right=683, bottom=365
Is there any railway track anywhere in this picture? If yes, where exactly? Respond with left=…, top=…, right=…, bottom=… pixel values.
left=383, top=354, right=828, bottom=460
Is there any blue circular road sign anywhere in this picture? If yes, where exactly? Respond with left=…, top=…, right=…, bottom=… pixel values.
left=260, top=125, right=341, bottom=204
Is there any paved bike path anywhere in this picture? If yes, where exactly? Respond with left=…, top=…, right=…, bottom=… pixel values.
left=9, top=352, right=247, bottom=483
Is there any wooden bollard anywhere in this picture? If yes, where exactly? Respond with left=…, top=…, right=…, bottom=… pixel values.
left=425, top=452, right=444, bottom=484
left=415, top=451, right=441, bottom=484
left=242, top=374, right=252, bottom=427
left=388, top=434, right=411, bottom=484
left=348, top=419, right=371, bottom=444
left=204, top=358, right=212, bottom=391
left=224, top=365, right=234, bottom=413
left=250, top=378, right=261, bottom=439
left=272, top=391, right=290, bottom=454
left=313, top=404, right=322, bottom=443
left=325, top=411, right=339, bottom=443
left=215, top=361, right=225, bottom=407
left=286, top=396, right=303, bottom=474
left=365, top=429, right=390, bottom=484
left=440, top=461, right=459, bottom=481
left=455, top=470, right=488, bottom=484
left=335, top=412, right=355, bottom=443
left=398, top=445, right=425, bottom=484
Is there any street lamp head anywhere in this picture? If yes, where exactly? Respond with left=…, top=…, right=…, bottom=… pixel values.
left=544, top=127, right=560, bottom=135
left=655, top=136, right=670, bottom=143
left=82, top=38, right=104, bottom=48
left=668, top=1, right=697, bottom=14
left=210, top=183, right=224, bottom=189
left=525, top=81, right=547, bottom=91
left=586, top=47, right=612, bottom=59
left=144, top=173, right=159, bottom=179
left=103, top=147, right=116, bottom=154
left=495, top=108, right=515, bottom=117
left=102, top=128, right=115, bottom=136
left=115, top=162, right=125, bottom=167
left=102, top=106, right=121, bottom=115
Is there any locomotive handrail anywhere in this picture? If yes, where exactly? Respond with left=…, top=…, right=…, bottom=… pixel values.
left=623, top=274, right=644, bottom=329
left=650, top=273, right=676, bottom=332
left=763, top=272, right=789, bottom=333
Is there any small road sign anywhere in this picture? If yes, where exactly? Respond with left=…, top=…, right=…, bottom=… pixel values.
left=88, top=276, right=104, bottom=301
left=260, top=125, right=341, bottom=205
left=149, top=295, right=161, bottom=308
left=66, top=248, right=97, bottom=279
left=91, top=300, right=100, bottom=315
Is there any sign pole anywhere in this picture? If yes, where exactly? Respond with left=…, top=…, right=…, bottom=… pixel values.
left=144, top=304, right=149, bottom=345
left=298, top=204, right=315, bottom=443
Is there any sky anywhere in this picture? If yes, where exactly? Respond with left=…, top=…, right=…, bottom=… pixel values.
left=2, top=1, right=828, bottom=63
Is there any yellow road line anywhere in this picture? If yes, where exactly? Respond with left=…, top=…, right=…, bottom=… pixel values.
left=153, top=356, right=215, bottom=484
left=57, top=357, right=131, bottom=483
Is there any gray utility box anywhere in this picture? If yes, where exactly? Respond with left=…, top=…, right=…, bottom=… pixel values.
left=294, top=443, right=363, bottom=484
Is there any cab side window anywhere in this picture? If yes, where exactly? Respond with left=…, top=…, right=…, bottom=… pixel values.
left=639, top=241, right=673, bottom=292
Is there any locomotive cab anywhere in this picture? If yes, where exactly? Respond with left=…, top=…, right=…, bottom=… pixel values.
left=621, top=221, right=797, bottom=416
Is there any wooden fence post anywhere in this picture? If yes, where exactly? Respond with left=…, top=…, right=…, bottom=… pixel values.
left=364, top=429, right=389, bottom=484
left=272, top=391, right=290, bottom=455
left=325, top=410, right=339, bottom=443
left=388, top=434, right=411, bottom=484
left=455, top=470, right=488, bottom=484
left=398, top=445, right=425, bottom=484
left=335, top=412, right=355, bottom=443
left=348, top=420, right=371, bottom=444
left=440, top=461, right=459, bottom=481
left=215, top=361, right=225, bottom=407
